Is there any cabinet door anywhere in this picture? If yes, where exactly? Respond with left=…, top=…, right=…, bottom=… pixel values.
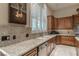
left=57, top=16, right=73, bottom=29
left=56, top=36, right=61, bottom=44
left=47, top=40, right=51, bottom=55
left=68, top=37, right=75, bottom=46
left=75, top=40, right=79, bottom=48
left=54, top=18, right=58, bottom=29
left=47, top=37, right=56, bottom=55
left=73, top=15, right=79, bottom=25
left=61, top=36, right=75, bottom=46
left=47, top=16, right=54, bottom=31
left=57, top=18, right=65, bottom=29
left=64, top=16, right=73, bottom=29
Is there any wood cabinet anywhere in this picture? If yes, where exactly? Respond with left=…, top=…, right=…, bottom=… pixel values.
left=60, top=36, right=75, bottom=46
left=56, top=36, right=61, bottom=44
left=47, top=16, right=55, bottom=31
left=23, top=48, right=37, bottom=56
left=57, top=16, right=73, bottom=29
left=47, top=16, right=73, bottom=30
left=75, top=40, right=79, bottom=48
left=64, top=16, right=73, bottom=29
left=54, top=18, right=58, bottom=29
left=47, top=37, right=56, bottom=55
left=57, top=18, right=65, bottom=29
left=56, top=36, right=75, bottom=46
left=73, top=14, right=79, bottom=26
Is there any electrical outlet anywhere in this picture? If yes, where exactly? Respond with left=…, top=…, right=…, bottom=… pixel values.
left=1, top=35, right=10, bottom=41
left=13, top=35, right=16, bottom=40
left=26, top=34, right=29, bottom=37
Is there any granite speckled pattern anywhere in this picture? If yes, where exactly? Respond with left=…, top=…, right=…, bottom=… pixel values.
left=0, top=35, right=56, bottom=56
left=0, top=25, right=31, bottom=47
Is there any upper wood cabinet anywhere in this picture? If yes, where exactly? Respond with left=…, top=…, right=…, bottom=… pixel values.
left=47, top=15, right=73, bottom=30
left=57, top=16, right=73, bottom=29
left=64, top=16, right=73, bottom=29
left=73, top=14, right=79, bottom=26
left=47, top=16, right=55, bottom=31
left=54, top=18, right=58, bottom=29
left=57, top=18, right=65, bottom=29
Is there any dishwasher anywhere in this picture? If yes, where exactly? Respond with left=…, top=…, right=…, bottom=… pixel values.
left=38, top=42, right=48, bottom=56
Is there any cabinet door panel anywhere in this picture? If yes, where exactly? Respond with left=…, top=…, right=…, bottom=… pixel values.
left=47, top=16, right=54, bottom=31
left=64, top=16, right=73, bottom=29
left=57, top=16, right=73, bottom=29
left=47, top=40, right=51, bottom=55
left=74, top=15, right=79, bottom=25
left=61, top=36, right=75, bottom=46
left=56, top=36, right=61, bottom=44
left=57, top=18, right=65, bottom=29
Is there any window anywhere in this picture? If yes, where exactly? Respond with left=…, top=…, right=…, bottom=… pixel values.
left=31, top=3, right=47, bottom=33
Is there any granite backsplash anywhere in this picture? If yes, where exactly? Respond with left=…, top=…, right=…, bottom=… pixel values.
left=0, top=24, right=48, bottom=47
left=0, top=25, right=31, bottom=47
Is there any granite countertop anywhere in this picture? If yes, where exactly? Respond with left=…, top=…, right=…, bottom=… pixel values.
left=0, top=34, right=75, bottom=56
left=0, top=35, right=56, bottom=56
left=75, top=37, right=79, bottom=41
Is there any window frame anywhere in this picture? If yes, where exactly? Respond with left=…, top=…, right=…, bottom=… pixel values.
left=30, top=3, right=47, bottom=33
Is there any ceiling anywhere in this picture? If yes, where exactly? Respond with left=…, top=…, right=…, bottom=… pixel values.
left=47, top=3, right=79, bottom=11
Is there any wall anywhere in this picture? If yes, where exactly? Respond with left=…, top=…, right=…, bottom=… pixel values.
left=53, top=5, right=79, bottom=18
left=0, top=3, right=30, bottom=27
left=0, top=25, right=31, bottom=47
left=47, top=6, right=53, bottom=16
left=0, top=3, right=8, bottom=25
left=0, top=3, right=48, bottom=47
left=0, top=3, right=32, bottom=47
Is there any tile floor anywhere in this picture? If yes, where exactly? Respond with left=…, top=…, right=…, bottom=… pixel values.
left=50, top=45, right=77, bottom=56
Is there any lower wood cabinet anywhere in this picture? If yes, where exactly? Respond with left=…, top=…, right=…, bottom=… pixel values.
left=56, top=36, right=75, bottom=46
left=75, top=40, right=79, bottom=48
left=22, top=36, right=76, bottom=56
left=56, top=36, right=61, bottom=44
left=23, top=48, right=37, bottom=56
left=47, top=37, right=56, bottom=55
left=60, top=36, right=75, bottom=46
